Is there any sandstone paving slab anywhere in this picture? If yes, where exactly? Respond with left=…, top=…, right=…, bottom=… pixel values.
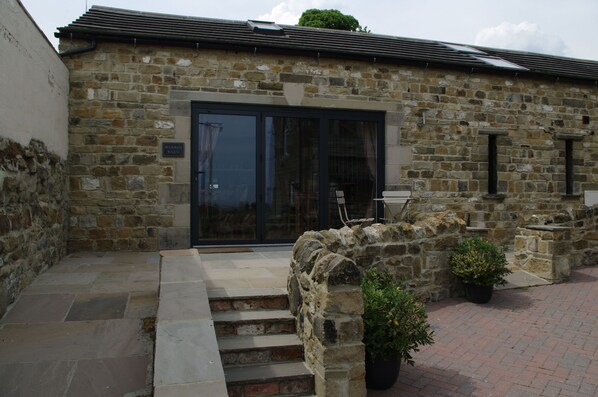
left=91, top=270, right=157, bottom=286
left=48, top=261, right=158, bottom=274
left=157, top=282, right=211, bottom=322
left=211, top=309, right=293, bottom=322
left=154, top=380, right=228, bottom=397
left=125, top=292, right=158, bottom=319
left=496, top=269, right=551, bottom=290
left=206, top=268, right=274, bottom=280
left=154, top=320, right=224, bottom=386
left=160, top=256, right=205, bottom=283
left=247, top=277, right=287, bottom=289
left=128, top=270, right=159, bottom=283
left=224, top=361, right=313, bottom=383
left=65, top=293, right=128, bottom=321
left=205, top=278, right=252, bottom=289
left=31, top=272, right=98, bottom=286
left=0, top=294, right=74, bottom=324
left=20, top=283, right=96, bottom=295
left=90, top=281, right=158, bottom=294
left=207, top=287, right=287, bottom=298
left=0, top=319, right=147, bottom=363
left=0, top=360, right=75, bottom=397
left=217, top=333, right=302, bottom=351
left=65, top=356, right=150, bottom=397
left=159, top=249, right=198, bottom=257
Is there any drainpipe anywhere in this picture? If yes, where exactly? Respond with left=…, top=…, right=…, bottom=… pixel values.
left=59, top=40, right=97, bottom=57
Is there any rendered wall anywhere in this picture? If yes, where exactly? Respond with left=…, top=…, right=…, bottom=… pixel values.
left=0, top=0, right=69, bottom=159
left=0, top=0, right=69, bottom=315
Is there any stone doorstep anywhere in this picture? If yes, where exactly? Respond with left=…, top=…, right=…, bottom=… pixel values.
left=224, top=361, right=313, bottom=386
left=212, top=309, right=295, bottom=323
left=208, top=289, right=289, bottom=312
left=212, top=311, right=296, bottom=338
left=218, top=334, right=302, bottom=352
left=207, top=287, right=288, bottom=300
left=218, top=334, right=304, bottom=366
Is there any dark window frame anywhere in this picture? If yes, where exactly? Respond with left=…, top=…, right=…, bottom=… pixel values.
left=190, top=102, right=385, bottom=245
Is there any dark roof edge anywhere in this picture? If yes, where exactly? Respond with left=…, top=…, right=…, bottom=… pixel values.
left=55, top=6, right=598, bottom=86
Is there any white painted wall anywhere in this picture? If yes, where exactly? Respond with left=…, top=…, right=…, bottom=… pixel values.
left=0, top=0, right=69, bottom=158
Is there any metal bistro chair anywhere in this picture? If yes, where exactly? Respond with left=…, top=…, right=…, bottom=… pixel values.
left=335, top=190, right=374, bottom=227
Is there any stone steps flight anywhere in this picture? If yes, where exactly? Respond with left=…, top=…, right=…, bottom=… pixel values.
left=209, top=287, right=315, bottom=397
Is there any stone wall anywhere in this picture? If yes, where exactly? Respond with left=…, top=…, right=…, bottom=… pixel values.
left=0, top=138, right=68, bottom=315
left=514, top=206, right=597, bottom=282
left=287, top=212, right=466, bottom=395
left=562, top=207, right=598, bottom=267
left=60, top=39, right=598, bottom=249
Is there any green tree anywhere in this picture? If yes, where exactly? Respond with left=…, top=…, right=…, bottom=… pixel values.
left=298, top=9, right=368, bottom=32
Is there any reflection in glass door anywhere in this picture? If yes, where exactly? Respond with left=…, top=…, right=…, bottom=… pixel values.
left=264, top=116, right=319, bottom=241
left=328, top=120, right=378, bottom=229
left=195, top=114, right=256, bottom=241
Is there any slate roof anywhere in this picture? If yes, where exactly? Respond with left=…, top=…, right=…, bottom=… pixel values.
left=57, top=6, right=598, bottom=84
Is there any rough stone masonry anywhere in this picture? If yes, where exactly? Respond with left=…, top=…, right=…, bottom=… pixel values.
left=0, top=138, right=68, bottom=315
left=60, top=39, right=597, bottom=250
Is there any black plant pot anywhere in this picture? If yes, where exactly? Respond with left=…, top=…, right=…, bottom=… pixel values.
left=365, top=354, right=401, bottom=390
left=464, top=283, right=493, bottom=304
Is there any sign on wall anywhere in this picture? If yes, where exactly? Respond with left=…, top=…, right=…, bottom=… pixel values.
left=162, top=142, right=185, bottom=158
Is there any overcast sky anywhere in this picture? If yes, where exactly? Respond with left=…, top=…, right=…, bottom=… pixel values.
left=20, top=0, right=598, bottom=61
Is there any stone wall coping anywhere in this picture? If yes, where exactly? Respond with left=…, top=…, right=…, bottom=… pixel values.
left=524, top=225, right=571, bottom=231
left=466, top=226, right=490, bottom=232
left=154, top=250, right=228, bottom=396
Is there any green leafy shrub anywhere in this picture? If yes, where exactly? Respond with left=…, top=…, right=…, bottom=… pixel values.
left=361, top=268, right=434, bottom=365
left=449, top=237, right=511, bottom=286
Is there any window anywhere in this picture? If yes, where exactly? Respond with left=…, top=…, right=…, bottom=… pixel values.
left=488, top=135, right=498, bottom=195
left=556, top=134, right=583, bottom=196
left=479, top=130, right=508, bottom=195
left=565, top=139, right=574, bottom=195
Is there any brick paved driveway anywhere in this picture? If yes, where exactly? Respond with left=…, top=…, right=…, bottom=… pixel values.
left=369, top=267, right=598, bottom=397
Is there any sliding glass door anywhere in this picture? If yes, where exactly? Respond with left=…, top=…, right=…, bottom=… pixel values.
left=264, top=116, right=320, bottom=241
left=195, top=113, right=257, bottom=241
left=191, top=104, right=384, bottom=245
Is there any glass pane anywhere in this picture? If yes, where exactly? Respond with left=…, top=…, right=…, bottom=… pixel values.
left=264, top=116, right=319, bottom=240
left=328, top=120, right=377, bottom=228
left=197, top=114, right=256, bottom=241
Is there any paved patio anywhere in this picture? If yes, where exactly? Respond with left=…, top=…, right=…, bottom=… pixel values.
left=1, top=248, right=596, bottom=397
left=0, top=252, right=160, bottom=397
left=369, top=266, right=598, bottom=397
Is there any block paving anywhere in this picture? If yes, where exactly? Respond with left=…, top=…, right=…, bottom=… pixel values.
left=370, top=266, right=598, bottom=397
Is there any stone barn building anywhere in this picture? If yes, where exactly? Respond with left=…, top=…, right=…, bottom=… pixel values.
left=56, top=6, right=598, bottom=251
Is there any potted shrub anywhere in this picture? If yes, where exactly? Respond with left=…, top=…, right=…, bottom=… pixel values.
left=361, top=268, right=434, bottom=390
left=448, top=237, right=511, bottom=303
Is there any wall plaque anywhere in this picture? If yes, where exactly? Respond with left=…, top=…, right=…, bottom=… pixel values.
left=162, top=142, right=185, bottom=158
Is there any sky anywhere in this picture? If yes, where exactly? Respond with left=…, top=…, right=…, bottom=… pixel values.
left=20, top=0, right=598, bottom=61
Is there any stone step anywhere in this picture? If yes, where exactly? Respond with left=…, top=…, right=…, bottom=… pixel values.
left=208, top=287, right=289, bottom=312
left=224, top=361, right=314, bottom=397
left=219, top=334, right=304, bottom=367
left=212, top=309, right=296, bottom=337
